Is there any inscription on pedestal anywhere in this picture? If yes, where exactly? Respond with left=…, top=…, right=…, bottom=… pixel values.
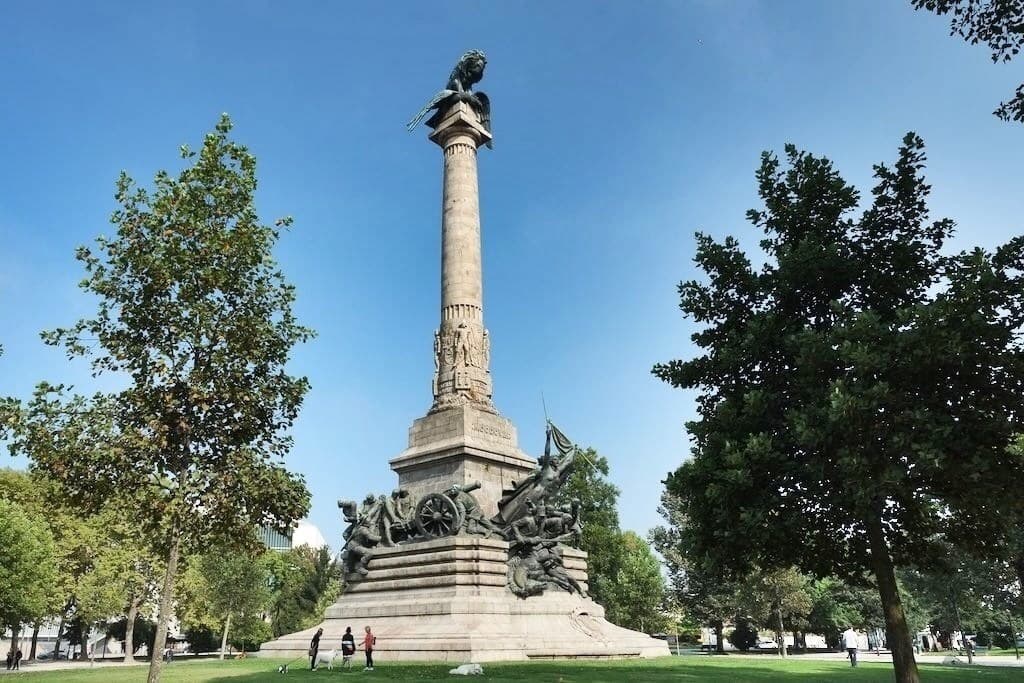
left=472, top=419, right=512, bottom=443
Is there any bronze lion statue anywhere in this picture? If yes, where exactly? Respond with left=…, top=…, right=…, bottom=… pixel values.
left=407, top=49, right=492, bottom=147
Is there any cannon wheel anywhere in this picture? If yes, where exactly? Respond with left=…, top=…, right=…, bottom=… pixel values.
left=414, top=493, right=462, bottom=538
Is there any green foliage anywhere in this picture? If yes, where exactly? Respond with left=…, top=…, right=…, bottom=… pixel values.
left=178, top=544, right=271, bottom=656
left=0, top=498, right=60, bottom=629
left=739, top=567, right=812, bottom=651
left=727, top=617, right=759, bottom=651
left=912, top=0, right=1024, bottom=122
left=554, top=447, right=621, bottom=607
left=650, top=491, right=740, bottom=648
left=6, top=115, right=314, bottom=680
left=805, top=577, right=881, bottom=647
left=264, top=545, right=341, bottom=638
left=105, top=615, right=157, bottom=656
left=603, top=531, right=670, bottom=634
left=654, top=133, right=1024, bottom=680
left=182, top=626, right=219, bottom=654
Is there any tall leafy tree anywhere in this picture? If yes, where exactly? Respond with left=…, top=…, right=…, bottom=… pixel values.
left=654, top=134, right=1024, bottom=683
left=603, top=531, right=670, bottom=634
left=555, top=447, right=623, bottom=608
left=651, top=492, right=739, bottom=653
left=8, top=115, right=313, bottom=682
left=737, top=567, right=812, bottom=657
left=0, top=499, right=59, bottom=652
left=178, top=546, right=271, bottom=659
left=805, top=577, right=883, bottom=648
left=912, top=0, right=1024, bottom=122
left=265, top=545, right=341, bottom=638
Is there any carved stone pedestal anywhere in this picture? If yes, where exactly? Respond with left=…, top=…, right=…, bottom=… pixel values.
left=257, top=537, right=670, bottom=662
left=389, top=404, right=536, bottom=518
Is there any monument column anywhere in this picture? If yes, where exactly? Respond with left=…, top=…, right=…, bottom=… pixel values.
left=390, top=100, right=534, bottom=517
left=430, top=101, right=493, bottom=412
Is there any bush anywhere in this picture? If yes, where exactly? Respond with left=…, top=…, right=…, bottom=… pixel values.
left=728, top=617, right=759, bottom=651
left=183, top=627, right=219, bottom=654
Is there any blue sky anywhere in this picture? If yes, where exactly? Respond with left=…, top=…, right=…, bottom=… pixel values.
left=2, top=1, right=1022, bottom=551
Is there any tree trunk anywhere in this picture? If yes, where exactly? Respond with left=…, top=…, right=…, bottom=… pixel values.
left=82, top=623, right=91, bottom=662
left=7, top=624, right=20, bottom=660
left=125, top=598, right=140, bottom=664
left=776, top=607, right=787, bottom=658
left=219, top=613, right=232, bottom=660
left=792, top=629, right=800, bottom=653
left=147, top=527, right=182, bottom=683
left=867, top=506, right=920, bottom=683
left=29, top=621, right=40, bottom=660
left=714, top=620, right=725, bottom=653
left=54, top=613, right=66, bottom=661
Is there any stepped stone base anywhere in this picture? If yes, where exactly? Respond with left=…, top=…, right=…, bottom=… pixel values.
left=258, top=536, right=670, bottom=662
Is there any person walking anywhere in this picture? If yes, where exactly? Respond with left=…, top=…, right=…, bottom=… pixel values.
left=309, top=627, right=323, bottom=671
left=13, top=648, right=23, bottom=670
left=841, top=626, right=859, bottom=667
left=5, top=649, right=12, bottom=670
left=363, top=626, right=376, bottom=671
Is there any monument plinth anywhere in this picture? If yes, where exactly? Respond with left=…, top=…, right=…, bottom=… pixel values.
left=259, top=50, right=669, bottom=664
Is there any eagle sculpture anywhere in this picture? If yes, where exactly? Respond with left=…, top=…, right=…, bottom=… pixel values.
left=407, top=49, right=492, bottom=148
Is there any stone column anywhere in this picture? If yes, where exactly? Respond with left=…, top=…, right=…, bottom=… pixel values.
left=391, top=99, right=535, bottom=518
left=429, top=101, right=494, bottom=413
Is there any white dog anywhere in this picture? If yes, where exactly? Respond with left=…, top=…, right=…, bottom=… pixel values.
left=449, top=663, right=484, bottom=675
left=315, top=648, right=342, bottom=670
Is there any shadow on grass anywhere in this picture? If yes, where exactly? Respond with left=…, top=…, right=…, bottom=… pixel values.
left=205, top=657, right=1022, bottom=683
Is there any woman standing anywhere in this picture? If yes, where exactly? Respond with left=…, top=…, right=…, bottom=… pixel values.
left=363, top=626, right=376, bottom=671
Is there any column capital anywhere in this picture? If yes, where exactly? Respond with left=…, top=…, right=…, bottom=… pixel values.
left=428, top=101, right=492, bottom=149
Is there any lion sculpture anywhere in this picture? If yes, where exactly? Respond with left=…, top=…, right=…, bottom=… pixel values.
left=407, top=49, right=492, bottom=147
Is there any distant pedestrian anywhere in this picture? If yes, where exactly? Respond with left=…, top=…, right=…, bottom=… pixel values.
left=363, top=626, right=375, bottom=671
left=5, top=649, right=12, bottom=670
left=341, top=627, right=356, bottom=668
left=14, top=648, right=23, bottom=670
left=841, top=626, right=859, bottom=667
left=309, top=627, right=323, bottom=671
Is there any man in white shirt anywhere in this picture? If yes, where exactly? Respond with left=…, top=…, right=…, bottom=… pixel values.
left=841, top=626, right=859, bottom=667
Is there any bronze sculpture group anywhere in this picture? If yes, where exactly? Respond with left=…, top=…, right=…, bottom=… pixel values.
left=337, top=423, right=585, bottom=598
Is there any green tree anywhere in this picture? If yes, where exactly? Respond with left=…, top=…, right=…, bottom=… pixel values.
left=653, top=134, right=1024, bottom=683
left=0, top=469, right=106, bottom=660
left=738, top=567, right=812, bottom=657
left=81, top=511, right=163, bottom=663
left=554, top=447, right=622, bottom=608
left=805, top=577, right=880, bottom=648
left=0, top=499, right=59, bottom=650
left=603, top=531, right=670, bottom=634
left=265, top=545, right=341, bottom=638
left=8, top=116, right=313, bottom=683
left=650, top=491, right=740, bottom=653
left=912, top=0, right=1024, bottom=122
left=178, top=547, right=271, bottom=659
left=727, top=617, right=759, bottom=651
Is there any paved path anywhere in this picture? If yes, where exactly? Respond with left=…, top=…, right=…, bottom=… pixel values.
left=717, top=651, right=1024, bottom=668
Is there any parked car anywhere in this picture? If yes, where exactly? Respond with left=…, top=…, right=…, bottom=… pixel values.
left=757, top=638, right=780, bottom=650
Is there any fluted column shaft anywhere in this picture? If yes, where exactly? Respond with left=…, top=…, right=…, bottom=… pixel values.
left=429, top=102, right=493, bottom=412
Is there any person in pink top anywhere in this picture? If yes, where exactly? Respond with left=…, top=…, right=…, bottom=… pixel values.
left=362, top=625, right=376, bottom=670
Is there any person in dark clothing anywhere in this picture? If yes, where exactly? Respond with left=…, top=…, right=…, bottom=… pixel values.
left=5, top=650, right=12, bottom=670
left=341, top=627, right=356, bottom=669
left=309, top=627, right=323, bottom=671
left=13, top=648, right=22, bottom=670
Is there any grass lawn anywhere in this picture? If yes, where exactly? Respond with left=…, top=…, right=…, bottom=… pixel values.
left=9, top=656, right=1022, bottom=683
